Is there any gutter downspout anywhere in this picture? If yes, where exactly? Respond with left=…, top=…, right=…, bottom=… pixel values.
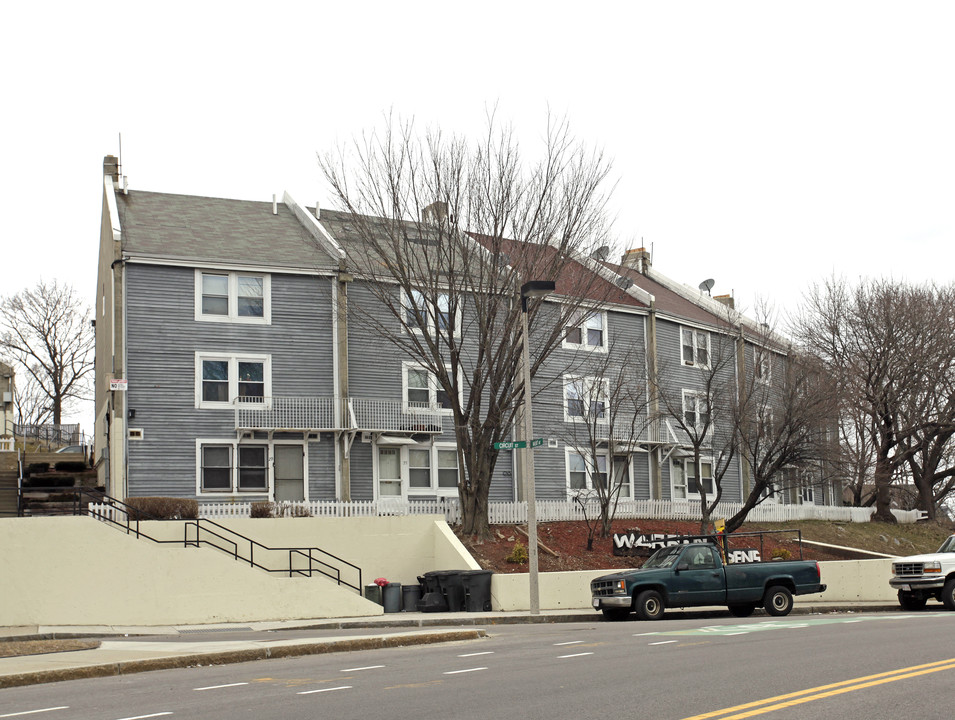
left=646, top=299, right=662, bottom=500
left=336, top=267, right=353, bottom=501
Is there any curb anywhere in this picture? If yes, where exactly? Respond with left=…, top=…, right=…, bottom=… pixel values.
left=0, top=629, right=487, bottom=689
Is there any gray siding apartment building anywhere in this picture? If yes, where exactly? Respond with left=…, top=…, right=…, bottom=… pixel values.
left=95, top=157, right=838, bottom=512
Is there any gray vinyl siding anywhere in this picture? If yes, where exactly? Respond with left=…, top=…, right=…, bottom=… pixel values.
left=532, top=308, right=648, bottom=499
left=124, top=263, right=334, bottom=499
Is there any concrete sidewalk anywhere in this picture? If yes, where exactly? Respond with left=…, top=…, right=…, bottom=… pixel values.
left=0, top=602, right=900, bottom=689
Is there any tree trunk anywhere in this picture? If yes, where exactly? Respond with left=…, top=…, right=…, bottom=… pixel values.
left=871, top=457, right=897, bottom=523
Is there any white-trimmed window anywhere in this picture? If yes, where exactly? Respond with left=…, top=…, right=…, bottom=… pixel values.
left=196, top=352, right=271, bottom=409
left=195, top=270, right=271, bottom=324
left=755, top=348, right=772, bottom=385
left=566, top=450, right=608, bottom=494
left=197, top=441, right=271, bottom=494
left=681, top=327, right=710, bottom=368
left=799, top=485, right=815, bottom=504
left=402, top=362, right=456, bottom=414
left=686, top=458, right=715, bottom=496
left=682, top=390, right=710, bottom=431
left=376, top=442, right=460, bottom=497
left=564, top=376, right=610, bottom=422
left=403, top=289, right=459, bottom=336
left=564, top=311, right=607, bottom=351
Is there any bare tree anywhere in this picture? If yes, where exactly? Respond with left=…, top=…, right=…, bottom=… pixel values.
left=319, top=115, right=619, bottom=538
left=0, top=280, right=94, bottom=426
left=793, top=277, right=955, bottom=522
left=726, top=339, right=840, bottom=533
left=653, top=320, right=739, bottom=533
left=560, top=339, right=651, bottom=545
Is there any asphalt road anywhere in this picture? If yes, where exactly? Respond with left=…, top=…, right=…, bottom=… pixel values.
left=2, top=611, right=955, bottom=720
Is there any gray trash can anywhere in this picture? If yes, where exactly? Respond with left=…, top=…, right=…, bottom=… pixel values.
left=401, top=583, right=422, bottom=611
left=461, top=570, right=494, bottom=612
left=383, top=582, right=402, bottom=613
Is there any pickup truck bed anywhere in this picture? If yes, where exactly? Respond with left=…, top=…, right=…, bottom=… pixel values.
left=591, top=542, right=826, bottom=620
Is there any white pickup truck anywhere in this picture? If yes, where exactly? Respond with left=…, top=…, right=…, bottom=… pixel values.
left=889, top=535, right=955, bottom=611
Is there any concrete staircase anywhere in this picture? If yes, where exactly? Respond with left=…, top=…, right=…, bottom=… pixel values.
left=0, top=469, right=18, bottom=516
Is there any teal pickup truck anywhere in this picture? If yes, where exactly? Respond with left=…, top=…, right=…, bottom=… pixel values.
left=591, top=542, right=826, bottom=621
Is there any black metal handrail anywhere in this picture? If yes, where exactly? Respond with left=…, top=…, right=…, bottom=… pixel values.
left=17, top=487, right=362, bottom=593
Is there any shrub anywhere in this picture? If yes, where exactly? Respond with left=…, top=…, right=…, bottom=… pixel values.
left=506, top=541, right=528, bottom=564
left=771, top=548, right=792, bottom=561
left=126, top=496, right=199, bottom=520
left=250, top=501, right=273, bottom=518
left=26, top=463, right=50, bottom=476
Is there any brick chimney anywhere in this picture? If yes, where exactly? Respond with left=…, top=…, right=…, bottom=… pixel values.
left=714, top=294, right=735, bottom=309
left=620, top=247, right=651, bottom=273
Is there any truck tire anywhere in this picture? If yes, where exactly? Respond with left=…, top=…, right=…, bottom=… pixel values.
left=635, top=589, right=665, bottom=621
left=763, top=585, right=793, bottom=616
left=942, top=578, right=955, bottom=611
left=602, top=607, right=631, bottom=622
left=898, top=590, right=927, bottom=611
left=728, top=604, right=756, bottom=618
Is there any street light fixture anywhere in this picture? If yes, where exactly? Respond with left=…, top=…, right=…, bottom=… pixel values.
left=519, top=279, right=554, bottom=614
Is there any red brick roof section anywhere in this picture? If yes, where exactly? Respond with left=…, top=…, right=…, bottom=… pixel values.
left=467, top=233, right=648, bottom=309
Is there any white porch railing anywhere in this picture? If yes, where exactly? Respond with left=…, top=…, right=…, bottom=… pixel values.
left=0, top=438, right=13, bottom=453
left=235, top=396, right=444, bottom=434
left=198, top=498, right=923, bottom=525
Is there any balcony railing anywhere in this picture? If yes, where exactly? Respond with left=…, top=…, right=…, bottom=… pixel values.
left=235, top=396, right=444, bottom=435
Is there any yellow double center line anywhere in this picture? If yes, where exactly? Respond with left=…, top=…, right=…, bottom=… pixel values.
left=682, top=657, right=955, bottom=720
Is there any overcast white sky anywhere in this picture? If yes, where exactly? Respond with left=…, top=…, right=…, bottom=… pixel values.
left=4, top=1, right=954, bottom=427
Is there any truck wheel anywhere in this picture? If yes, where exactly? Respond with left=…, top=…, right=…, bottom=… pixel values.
left=763, top=586, right=793, bottom=616
left=602, top=607, right=631, bottom=622
left=942, top=578, right=955, bottom=611
left=635, top=590, right=665, bottom=621
left=728, top=604, right=756, bottom=618
left=898, top=590, right=927, bottom=611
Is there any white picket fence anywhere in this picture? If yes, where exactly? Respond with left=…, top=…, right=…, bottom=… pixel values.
left=196, top=498, right=924, bottom=525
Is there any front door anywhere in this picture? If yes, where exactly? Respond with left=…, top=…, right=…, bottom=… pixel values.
left=274, top=445, right=305, bottom=502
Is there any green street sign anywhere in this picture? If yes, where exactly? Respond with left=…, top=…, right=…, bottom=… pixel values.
left=493, top=438, right=546, bottom=450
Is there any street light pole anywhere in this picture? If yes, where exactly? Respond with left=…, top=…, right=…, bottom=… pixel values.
left=519, top=280, right=554, bottom=615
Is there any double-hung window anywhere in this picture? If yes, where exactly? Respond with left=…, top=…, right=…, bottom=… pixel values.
left=681, top=327, right=710, bottom=367
left=404, top=289, right=458, bottom=337
left=196, top=353, right=271, bottom=409
left=196, top=270, right=270, bottom=324
left=755, top=348, right=772, bottom=384
left=198, top=442, right=269, bottom=494
left=377, top=443, right=460, bottom=497
left=682, top=390, right=710, bottom=431
left=564, top=376, right=609, bottom=422
left=564, top=311, right=607, bottom=351
left=686, top=459, right=714, bottom=496
left=403, top=362, right=456, bottom=413
left=566, top=451, right=608, bottom=495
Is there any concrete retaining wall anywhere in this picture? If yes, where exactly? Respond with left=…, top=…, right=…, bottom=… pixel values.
left=0, top=515, right=899, bottom=625
left=0, top=515, right=477, bottom=626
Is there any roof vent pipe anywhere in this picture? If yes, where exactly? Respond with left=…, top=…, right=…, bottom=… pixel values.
left=272, top=195, right=277, bottom=215
left=315, top=202, right=321, bottom=220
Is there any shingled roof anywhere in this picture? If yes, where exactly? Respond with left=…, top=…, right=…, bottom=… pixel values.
left=117, top=191, right=339, bottom=272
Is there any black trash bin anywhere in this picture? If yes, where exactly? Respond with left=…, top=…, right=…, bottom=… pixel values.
left=434, top=570, right=467, bottom=612
left=415, top=571, right=448, bottom=612
left=461, top=570, right=494, bottom=612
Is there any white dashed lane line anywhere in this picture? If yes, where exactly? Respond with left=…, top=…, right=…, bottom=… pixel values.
left=458, top=651, right=494, bottom=657
left=444, top=667, right=487, bottom=675
left=649, top=640, right=678, bottom=646
left=194, top=682, right=249, bottom=691
left=114, top=714, right=173, bottom=720
left=0, top=709, right=69, bottom=719
left=554, top=641, right=584, bottom=646
left=341, top=665, right=385, bottom=672
left=297, top=686, right=353, bottom=695
left=558, top=652, right=594, bottom=659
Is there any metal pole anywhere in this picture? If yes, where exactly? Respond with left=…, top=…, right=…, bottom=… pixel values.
left=521, top=301, right=540, bottom=615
